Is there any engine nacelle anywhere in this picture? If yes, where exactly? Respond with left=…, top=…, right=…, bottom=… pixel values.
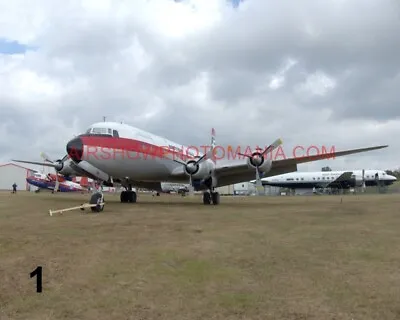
left=184, top=159, right=215, bottom=180
left=246, top=150, right=272, bottom=173
left=57, top=158, right=78, bottom=177
left=76, top=160, right=110, bottom=181
left=354, top=177, right=363, bottom=187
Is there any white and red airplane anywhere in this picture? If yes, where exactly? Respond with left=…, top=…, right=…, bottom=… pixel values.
left=13, top=121, right=388, bottom=205
left=26, top=172, right=88, bottom=193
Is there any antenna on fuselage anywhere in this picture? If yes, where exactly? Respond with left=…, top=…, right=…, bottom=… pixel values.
left=103, top=116, right=106, bottom=122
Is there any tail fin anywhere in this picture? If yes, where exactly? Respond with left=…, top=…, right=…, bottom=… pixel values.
left=211, top=128, right=216, bottom=164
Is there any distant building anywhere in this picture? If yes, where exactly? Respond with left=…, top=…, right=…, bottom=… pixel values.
left=234, top=182, right=256, bottom=195
left=216, top=184, right=235, bottom=195
left=0, top=163, right=37, bottom=191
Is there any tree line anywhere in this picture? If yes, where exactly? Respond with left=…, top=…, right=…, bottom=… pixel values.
left=385, top=169, right=400, bottom=179
left=321, top=166, right=400, bottom=179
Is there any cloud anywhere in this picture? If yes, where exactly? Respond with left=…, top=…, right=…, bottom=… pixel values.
left=0, top=0, right=399, bottom=175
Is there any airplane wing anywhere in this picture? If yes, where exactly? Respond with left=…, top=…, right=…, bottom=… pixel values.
left=324, top=171, right=354, bottom=188
left=170, top=144, right=387, bottom=187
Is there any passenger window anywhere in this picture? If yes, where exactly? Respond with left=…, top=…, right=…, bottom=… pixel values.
left=113, top=130, right=119, bottom=137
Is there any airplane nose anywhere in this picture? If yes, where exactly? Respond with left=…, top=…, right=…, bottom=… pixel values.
left=66, top=137, right=83, bottom=162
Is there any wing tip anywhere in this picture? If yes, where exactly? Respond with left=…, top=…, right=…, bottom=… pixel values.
left=371, top=145, right=388, bottom=150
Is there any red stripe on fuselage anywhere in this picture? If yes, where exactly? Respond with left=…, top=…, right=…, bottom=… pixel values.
left=80, top=136, right=192, bottom=160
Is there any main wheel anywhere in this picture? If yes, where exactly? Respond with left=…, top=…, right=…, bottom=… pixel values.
left=128, top=191, right=137, bottom=203
left=203, top=192, right=211, bottom=205
left=211, top=192, right=220, bottom=205
left=120, top=191, right=128, bottom=203
left=90, top=192, right=104, bottom=212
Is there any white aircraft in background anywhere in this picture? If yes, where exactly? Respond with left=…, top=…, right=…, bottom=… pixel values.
left=160, top=182, right=190, bottom=195
left=252, top=169, right=397, bottom=191
left=13, top=121, right=388, bottom=206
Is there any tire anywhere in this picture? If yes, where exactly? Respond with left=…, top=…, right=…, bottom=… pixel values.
left=128, top=191, right=137, bottom=203
left=211, top=192, right=220, bottom=205
left=90, top=192, right=104, bottom=212
left=203, top=192, right=211, bottom=205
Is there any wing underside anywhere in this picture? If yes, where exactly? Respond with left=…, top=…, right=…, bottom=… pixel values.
left=169, top=144, right=387, bottom=187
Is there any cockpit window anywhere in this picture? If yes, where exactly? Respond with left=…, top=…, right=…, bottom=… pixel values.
left=113, top=130, right=119, bottom=137
left=85, top=127, right=114, bottom=136
left=92, top=127, right=108, bottom=134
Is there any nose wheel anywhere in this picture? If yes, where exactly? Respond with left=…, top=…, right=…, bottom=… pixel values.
left=89, top=192, right=105, bottom=212
left=203, top=191, right=220, bottom=205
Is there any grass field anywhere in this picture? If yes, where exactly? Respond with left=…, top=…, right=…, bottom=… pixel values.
left=2, top=191, right=400, bottom=319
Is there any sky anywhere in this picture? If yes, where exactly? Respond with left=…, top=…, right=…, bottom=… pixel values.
left=0, top=0, right=399, bottom=174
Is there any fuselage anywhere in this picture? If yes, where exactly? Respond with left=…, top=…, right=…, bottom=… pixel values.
left=66, top=122, right=211, bottom=185
left=27, top=173, right=86, bottom=192
left=257, top=170, right=397, bottom=189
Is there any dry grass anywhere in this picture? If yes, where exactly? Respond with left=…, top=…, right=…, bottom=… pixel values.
left=1, top=191, right=400, bottom=319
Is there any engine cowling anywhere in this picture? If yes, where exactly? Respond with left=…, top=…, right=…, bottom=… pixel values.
left=184, top=159, right=215, bottom=180
left=354, top=177, right=363, bottom=187
left=56, top=158, right=77, bottom=176
left=246, top=150, right=272, bottom=173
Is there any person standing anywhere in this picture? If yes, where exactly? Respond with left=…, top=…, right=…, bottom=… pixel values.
left=12, top=182, right=17, bottom=193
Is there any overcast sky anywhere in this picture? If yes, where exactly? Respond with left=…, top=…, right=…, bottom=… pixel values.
left=1, top=0, right=399, bottom=174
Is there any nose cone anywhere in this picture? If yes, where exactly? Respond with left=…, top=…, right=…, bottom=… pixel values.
left=390, top=175, right=397, bottom=181
left=66, top=137, right=83, bottom=162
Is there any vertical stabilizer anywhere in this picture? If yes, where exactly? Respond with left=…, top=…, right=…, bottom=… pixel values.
left=211, top=127, right=216, bottom=164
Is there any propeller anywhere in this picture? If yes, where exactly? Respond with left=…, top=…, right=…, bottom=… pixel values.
left=361, top=169, right=366, bottom=192
left=183, top=148, right=214, bottom=196
left=39, top=152, right=65, bottom=192
left=163, top=128, right=217, bottom=196
left=237, top=138, right=283, bottom=196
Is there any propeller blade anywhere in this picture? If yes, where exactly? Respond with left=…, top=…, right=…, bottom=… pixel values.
left=40, top=152, right=54, bottom=163
left=255, top=167, right=264, bottom=196
left=194, top=146, right=214, bottom=165
left=54, top=173, right=60, bottom=192
left=12, top=159, right=59, bottom=168
left=238, top=138, right=283, bottom=158
left=188, top=175, right=194, bottom=196
left=362, top=169, right=366, bottom=191
left=160, top=147, right=187, bottom=165
left=261, top=138, right=283, bottom=156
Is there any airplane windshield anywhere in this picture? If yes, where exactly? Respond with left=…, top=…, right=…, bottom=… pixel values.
left=85, top=127, right=117, bottom=137
left=92, top=128, right=110, bottom=135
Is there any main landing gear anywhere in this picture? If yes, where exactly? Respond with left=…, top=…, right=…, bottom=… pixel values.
left=120, top=184, right=137, bottom=203
left=202, top=189, right=220, bottom=205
